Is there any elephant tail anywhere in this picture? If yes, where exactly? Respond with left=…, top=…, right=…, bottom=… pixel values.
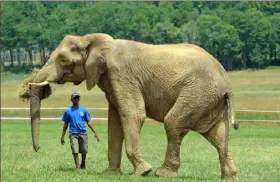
left=226, top=93, right=239, bottom=130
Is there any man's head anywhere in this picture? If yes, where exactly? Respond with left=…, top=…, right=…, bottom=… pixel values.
left=71, top=92, right=80, bottom=106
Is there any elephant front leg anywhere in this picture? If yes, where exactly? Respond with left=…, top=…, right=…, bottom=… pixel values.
left=122, top=115, right=152, bottom=176
left=103, top=104, right=124, bottom=175
left=111, top=80, right=151, bottom=176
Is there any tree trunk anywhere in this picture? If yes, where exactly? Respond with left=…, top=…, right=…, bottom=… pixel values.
left=242, top=45, right=247, bottom=69
left=5, top=51, right=8, bottom=63
left=28, top=46, right=33, bottom=67
left=17, top=48, right=21, bottom=65
left=23, top=51, right=27, bottom=65
left=42, top=45, right=47, bottom=64
left=39, top=48, right=43, bottom=66
left=9, top=48, right=14, bottom=67
left=275, top=45, right=277, bottom=65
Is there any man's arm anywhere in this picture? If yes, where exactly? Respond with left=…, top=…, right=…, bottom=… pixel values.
left=61, top=123, right=68, bottom=145
left=61, top=111, right=70, bottom=145
left=87, top=121, right=100, bottom=141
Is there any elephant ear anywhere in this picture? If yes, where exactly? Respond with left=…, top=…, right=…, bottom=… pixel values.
left=80, top=34, right=115, bottom=90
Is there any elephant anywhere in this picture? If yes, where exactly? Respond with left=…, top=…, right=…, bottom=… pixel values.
left=20, top=33, right=238, bottom=179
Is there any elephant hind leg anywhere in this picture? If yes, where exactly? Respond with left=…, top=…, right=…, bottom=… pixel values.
left=201, top=118, right=237, bottom=180
left=155, top=125, right=189, bottom=177
left=155, top=92, right=213, bottom=177
left=155, top=107, right=195, bottom=177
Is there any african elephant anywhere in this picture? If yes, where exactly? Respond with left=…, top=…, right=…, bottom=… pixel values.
left=21, top=33, right=238, bottom=179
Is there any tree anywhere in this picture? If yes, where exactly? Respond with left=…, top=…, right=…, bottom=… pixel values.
left=1, top=1, right=280, bottom=72
left=13, top=2, right=48, bottom=66
left=196, top=15, right=243, bottom=70
left=2, top=2, right=22, bottom=67
left=150, top=20, right=183, bottom=44
left=180, top=20, right=199, bottom=44
left=269, top=13, right=280, bottom=66
left=231, top=9, right=276, bottom=69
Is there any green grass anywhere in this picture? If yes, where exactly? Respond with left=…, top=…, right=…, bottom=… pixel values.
left=2, top=121, right=280, bottom=182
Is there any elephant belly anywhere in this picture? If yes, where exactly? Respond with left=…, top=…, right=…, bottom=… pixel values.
left=142, top=83, right=182, bottom=122
left=144, top=93, right=177, bottom=122
left=145, top=108, right=164, bottom=122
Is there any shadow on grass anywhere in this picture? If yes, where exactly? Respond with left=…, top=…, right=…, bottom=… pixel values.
left=93, top=171, right=213, bottom=181
left=177, top=175, right=214, bottom=181
left=58, top=167, right=76, bottom=172
left=57, top=166, right=98, bottom=174
left=143, top=174, right=213, bottom=181
left=57, top=166, right=214, bottom=181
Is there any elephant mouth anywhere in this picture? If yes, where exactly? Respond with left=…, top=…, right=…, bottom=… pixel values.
left=73, top=81, right=83, bottom=85
left=57, top=72, right=69, bottom=84
left=57, top=72, right=84, bottom=85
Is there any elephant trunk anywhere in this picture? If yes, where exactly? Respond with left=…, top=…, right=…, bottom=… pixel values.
left=18, top=64, right=54, bottom=152
left=30, top=85, right=43, bottom=152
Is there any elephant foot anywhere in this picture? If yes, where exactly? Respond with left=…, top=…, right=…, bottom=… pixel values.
left=155, top=166, right=178, bottom=177
left=135, top=161, right=152, bottom=176
left=221, top=170, right=237, bottom=180
left=221, top=160, right=237, bottom=180
left=102, top=167, right=122, bottom=175
left=222, top=174, right=237, bottom=180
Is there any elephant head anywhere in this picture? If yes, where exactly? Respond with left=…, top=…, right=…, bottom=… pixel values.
left=23, top=33, right=115, bottom=151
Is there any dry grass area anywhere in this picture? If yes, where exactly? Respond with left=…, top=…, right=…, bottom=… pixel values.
left=229, top=68, right=280, bottom=110
left=1, top=68, right=280, bottom=124
left=2, top=68, right=280, bottom=108
left=1, top=81, right=106, bottom=107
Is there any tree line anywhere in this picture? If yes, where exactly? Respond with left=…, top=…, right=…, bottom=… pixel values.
left=1, top=1, right=280, bottom=73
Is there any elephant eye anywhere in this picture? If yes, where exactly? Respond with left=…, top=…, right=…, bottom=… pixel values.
left=71, top=47, right=79, bottom=52
left=60, top=57, right=69, bottom=65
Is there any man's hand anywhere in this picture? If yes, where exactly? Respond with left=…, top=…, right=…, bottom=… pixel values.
left=61, top=123, right=68, bottom=145
left=61, top=137, right=65, bottom=145
left=87, top=121, right=100, bottom=142
left=94, top=133, right=100, bottom=142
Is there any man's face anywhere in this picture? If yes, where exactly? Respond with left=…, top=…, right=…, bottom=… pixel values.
left=71, top=97, right=80, bottom=105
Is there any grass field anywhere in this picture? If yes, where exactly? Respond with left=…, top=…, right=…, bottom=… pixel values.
left=2, top=122, right=280, bottom=182
left=1, top=68, right=280, bottom=181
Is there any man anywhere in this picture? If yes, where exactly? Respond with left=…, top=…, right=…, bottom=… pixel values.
left=61, top=92, right=100, bottom=170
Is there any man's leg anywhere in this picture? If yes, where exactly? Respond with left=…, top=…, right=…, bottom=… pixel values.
left=73, top=153, right=79, bottom=169
left=81, top=153, right=86, bottom=169
left=79, top=135, right=88, bottom=169
left=70, top=136, right=80, bottom=169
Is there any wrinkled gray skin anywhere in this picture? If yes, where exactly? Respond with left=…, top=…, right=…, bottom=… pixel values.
left=29, top=33, right=237, bottom=179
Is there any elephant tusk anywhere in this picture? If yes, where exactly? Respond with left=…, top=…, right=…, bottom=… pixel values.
left=28, top=81, right=50, bottom=86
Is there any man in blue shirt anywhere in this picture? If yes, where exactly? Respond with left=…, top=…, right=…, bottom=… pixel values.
left=61, top=92, right=100, bottom=170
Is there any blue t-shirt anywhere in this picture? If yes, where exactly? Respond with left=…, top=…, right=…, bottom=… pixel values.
left=62, top=106, right=91, bottom=137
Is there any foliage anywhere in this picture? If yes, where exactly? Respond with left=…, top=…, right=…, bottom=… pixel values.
left=1, top=2, right=280, bottom=73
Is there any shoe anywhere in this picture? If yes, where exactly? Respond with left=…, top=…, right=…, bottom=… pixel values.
left=80, top=162, right=86, bottom=169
